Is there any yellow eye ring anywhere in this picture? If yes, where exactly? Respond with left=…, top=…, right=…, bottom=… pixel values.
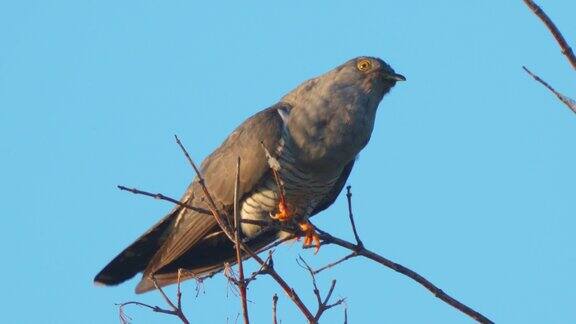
left=356, top=59, right=372, bottom=72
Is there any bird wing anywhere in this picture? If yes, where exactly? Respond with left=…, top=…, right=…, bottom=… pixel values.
left=141, top=104, right=289, bottom=279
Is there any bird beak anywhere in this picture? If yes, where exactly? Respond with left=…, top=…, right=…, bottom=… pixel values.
left=387, top=72, right=406, bottom=82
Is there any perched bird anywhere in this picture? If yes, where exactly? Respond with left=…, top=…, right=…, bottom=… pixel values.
left=94, top=56, right=405, bottom=293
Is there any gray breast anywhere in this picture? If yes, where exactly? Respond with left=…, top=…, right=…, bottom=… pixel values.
left=240, top=137, right=339, bottom=238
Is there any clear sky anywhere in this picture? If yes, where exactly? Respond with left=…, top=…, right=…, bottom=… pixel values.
left=1, top=1, right=575, bottom=323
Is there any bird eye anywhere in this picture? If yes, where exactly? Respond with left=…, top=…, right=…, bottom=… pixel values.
left=356, top=59, right=372, bottom=72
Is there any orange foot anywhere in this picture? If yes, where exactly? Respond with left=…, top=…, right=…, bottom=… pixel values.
left=271, top=199, right=293, bottom=221
left=299, top=220, right=321, bottom=254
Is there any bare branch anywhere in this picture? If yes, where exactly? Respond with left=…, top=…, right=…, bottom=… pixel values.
left=234, top=157, right=250, bottom=324
left=312, top=186, right=494, bottom=324
left=523, top=0, right=576, bottom=70
left=318, top=232, right=493, bottom=323
left=523, top=66, right=576, bottom=114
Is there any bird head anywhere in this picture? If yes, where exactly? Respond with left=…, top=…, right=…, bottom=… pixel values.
left=282, top=56, right=404, bottom=110
left=327, top=56, right=405, bottom=96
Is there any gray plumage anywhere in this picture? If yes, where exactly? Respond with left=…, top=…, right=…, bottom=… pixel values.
left=94, top=56, right=405, bottom=293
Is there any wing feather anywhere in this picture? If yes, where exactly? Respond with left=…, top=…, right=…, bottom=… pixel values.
left=141, top=105, right=288, bottom=279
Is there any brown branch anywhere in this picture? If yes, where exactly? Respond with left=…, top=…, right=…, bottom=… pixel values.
left=272, top=294, right=279, bottom=324
left=523, top=66, right=576, bottom=114
left=312, top=186, right=494, bottom=324
left=317, top=232, right=493, bottom=323
left=233, top=157, right=250, bottom=324
left=174, top=135, right=316, bottom=323
left=523, top=0, right=576, bottom=70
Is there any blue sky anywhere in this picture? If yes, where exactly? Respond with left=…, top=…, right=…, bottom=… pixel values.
left=1, top=1, right=575, bottom=323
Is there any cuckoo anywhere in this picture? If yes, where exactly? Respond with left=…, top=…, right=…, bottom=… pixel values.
left=94, top=56, right=405, bottom=293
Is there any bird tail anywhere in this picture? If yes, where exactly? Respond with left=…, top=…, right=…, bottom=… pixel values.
left=134, top=229, right=278, bottom=294
left=93, top=208, right=179, bottom=287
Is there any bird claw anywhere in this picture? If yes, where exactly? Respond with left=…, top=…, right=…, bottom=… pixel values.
left=270, top=200, right=293, bottom=221
left=298, top=220, right=321, bottom=254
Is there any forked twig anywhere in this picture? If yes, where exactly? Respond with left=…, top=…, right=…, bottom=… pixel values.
left=118, top=272, right=190, bottom=324
left=297, top=256, right=345, bottom=322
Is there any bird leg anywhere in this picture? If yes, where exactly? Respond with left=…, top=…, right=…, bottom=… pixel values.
left=269, top=167, right=294, bottom=221
left=268, top=162, right=321, bottom=253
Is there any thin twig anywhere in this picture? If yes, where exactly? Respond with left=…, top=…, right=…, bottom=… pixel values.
left=174, top=135, right=316, bottom=323
left=176, top=270, right=183, bottom=312
left=523, top=0, right=576, bottom=70
left=313, top=252, right=358, bottom=275
left=234, top=157, right=250, bottom=324
left=272, top=294, right=279, bottom=324
left=345, top=186, right=363, bottom=247
left=174, top=135, right=230, bottom=230
left=117, top=185, right=210, bottom=215
left=523, top=66, right=576, bottom=114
